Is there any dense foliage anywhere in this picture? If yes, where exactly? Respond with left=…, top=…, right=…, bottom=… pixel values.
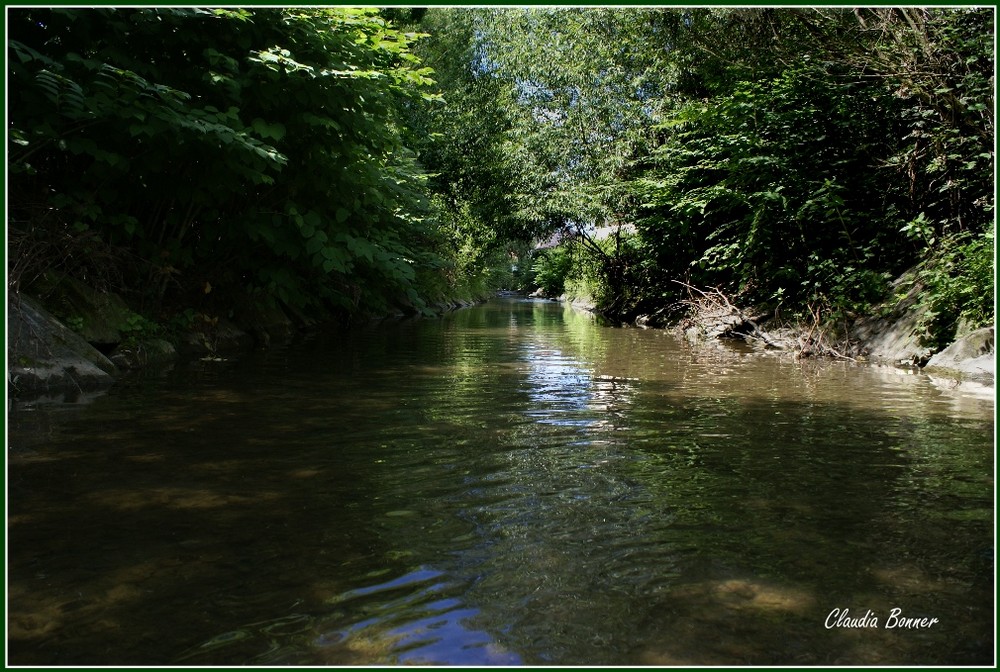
left=631, top=64, right=907, bottom=316
left=9, top=8, right=474, bottom=322
left=7, top=7, right=994, bottom=342
left=454, top=7, right=994, bottom=337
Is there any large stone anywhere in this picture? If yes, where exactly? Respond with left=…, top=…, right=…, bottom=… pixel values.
left=28, top=272, right=133, bottom=347
left=851, top=270, right=935, bottom=366
left=7, top=293, right=118, bottom=396
left=924, top=326, right=995, bottom=383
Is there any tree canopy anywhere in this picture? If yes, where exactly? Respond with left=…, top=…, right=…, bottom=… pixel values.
left=7, top=7, right=994, bottom=342
left=432, top=7, right=994, bottom=338
left=10, top=8, right=451, bottom=319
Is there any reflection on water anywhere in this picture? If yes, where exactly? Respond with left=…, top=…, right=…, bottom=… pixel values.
left=7, top=299, right=995, bottom=665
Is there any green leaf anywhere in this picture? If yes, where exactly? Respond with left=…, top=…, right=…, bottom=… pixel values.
left=304, top=211, right=322, bottom=229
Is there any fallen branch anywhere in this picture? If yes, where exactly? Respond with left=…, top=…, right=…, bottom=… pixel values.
left=672, top=280, right=781, bottom=349
left=796, top=302, right=859, bottom=362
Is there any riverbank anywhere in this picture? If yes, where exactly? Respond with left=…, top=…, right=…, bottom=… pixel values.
left=538, top=285, right=995, bottom=394
left=8, top=278, right=993, bottom=402
left=672, top=299, right=995, bottom=396
left=6, top=283, right=486, bottom=400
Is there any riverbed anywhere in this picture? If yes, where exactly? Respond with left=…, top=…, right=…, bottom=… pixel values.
left=6, top=298, right=994, bottom=665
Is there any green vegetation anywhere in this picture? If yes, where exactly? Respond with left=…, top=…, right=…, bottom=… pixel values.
left=531, top=247, right=573, bottom=297
left=488, top=8, right=994, bottom=338
left=9, top=8, right=483, bottom=324
left=7, top=7, right=994, bottom=345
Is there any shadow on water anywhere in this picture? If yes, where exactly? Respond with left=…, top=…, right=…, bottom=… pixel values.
left=6, top=299, right=994, bottom=665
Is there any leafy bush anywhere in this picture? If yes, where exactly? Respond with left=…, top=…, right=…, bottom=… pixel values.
left=8, top=8, right=444, bottom=318
left=628, top=63, right=907, bottom=319
left=918, top=229, right=995, bottom=345
left=531, top=246, right=574, bottom=297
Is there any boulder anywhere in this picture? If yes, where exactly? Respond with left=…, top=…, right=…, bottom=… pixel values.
left=28, top=272, right=133, bottom=348
left=851, top=270, right=935, bottom=366
left=7, top=293, right=118, bottom=396
left=924, top=326, right=994, bottom=383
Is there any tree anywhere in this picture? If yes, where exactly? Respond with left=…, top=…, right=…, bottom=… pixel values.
left=9, top=8, right=444, bottom=319
left=618, top=7, right=993, bottom=326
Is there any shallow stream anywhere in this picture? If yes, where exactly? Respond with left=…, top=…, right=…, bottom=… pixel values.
left=7, top=299, right=994, bottom=665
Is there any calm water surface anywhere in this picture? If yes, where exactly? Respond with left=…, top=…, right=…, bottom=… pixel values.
left=7, top=299, right=995, bottom=665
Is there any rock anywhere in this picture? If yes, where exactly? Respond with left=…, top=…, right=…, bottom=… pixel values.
left=28, top=271, right=134, bottom=347
left=426, top=299, right=478, bottom=315
left=7, top=293, right=118, bottom=396
left=924, top=326, right=994, bottom=383
left=176, top=314, right=254, bottom=358
left=560, top=294, right=597, bottom=312
left=851, top=269, right=935, bottom=366
left=109, top=338, right=177, bottom=370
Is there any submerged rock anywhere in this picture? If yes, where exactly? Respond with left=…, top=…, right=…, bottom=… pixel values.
left=7, top=293, right=118, bottom=396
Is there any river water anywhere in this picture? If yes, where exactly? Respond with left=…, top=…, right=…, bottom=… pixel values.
left=6, top=299, right=995, bottom=665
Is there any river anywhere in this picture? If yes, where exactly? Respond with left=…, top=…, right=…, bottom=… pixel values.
left=6, top=298, right=995, bottom=665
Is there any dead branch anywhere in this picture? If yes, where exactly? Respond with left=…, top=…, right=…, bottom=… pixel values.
left=796, top=302, right=859, bottom=361
left=672, top=280, right=780, bottom=349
